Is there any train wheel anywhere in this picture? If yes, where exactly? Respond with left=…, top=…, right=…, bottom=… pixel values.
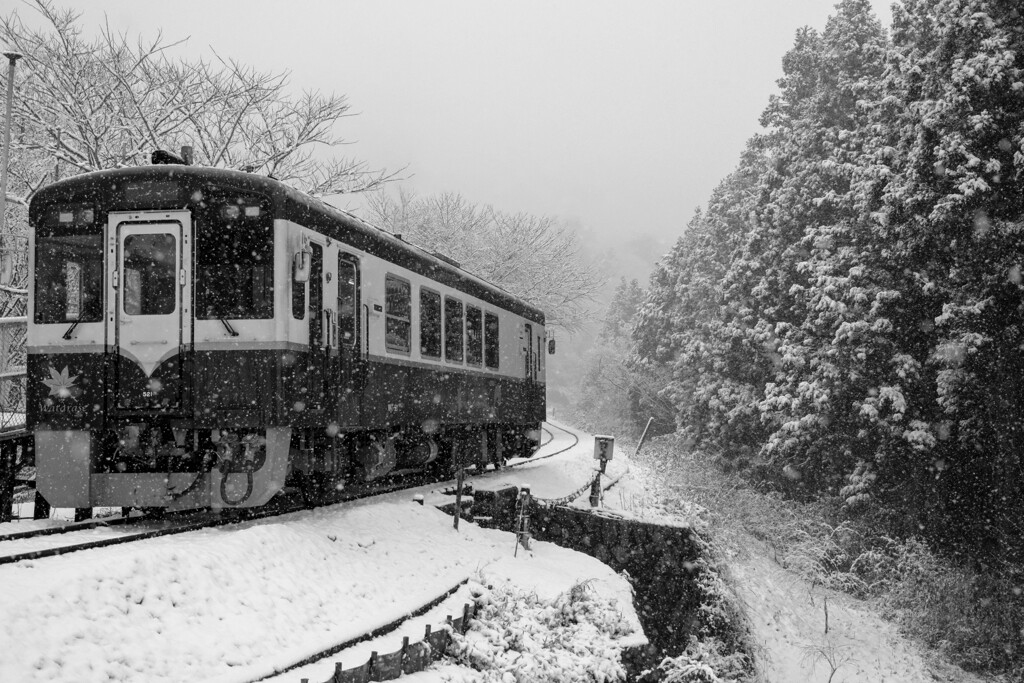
left=427, top=434, right=455, bottom=478
left=294, top=470, right=325, bottom=507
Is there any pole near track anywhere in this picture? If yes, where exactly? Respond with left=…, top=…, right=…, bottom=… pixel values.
left=633, top=417, right=655, bottom=458
left=0, top=438, right=12, bottom=523
left=0, top=52, right=25, bottom=522
left=0, top=53, right=22, bottom=286
left=453, top=442, right=464, bottom=531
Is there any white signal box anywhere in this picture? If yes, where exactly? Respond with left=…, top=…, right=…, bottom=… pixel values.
left=593, top=435, right=615, bottom=461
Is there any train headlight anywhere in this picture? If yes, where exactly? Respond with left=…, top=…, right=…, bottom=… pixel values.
left=56, top=205, right=94, bottom=225
left=219, top=203, right=260, bottom=221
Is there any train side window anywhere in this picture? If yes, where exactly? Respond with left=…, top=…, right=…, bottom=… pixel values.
left=484, top=312, right=500, bottom=369
left=337, top=256, right=358, bottom=346
left=466, top=305, right=482, bottom=366
left=444, top=296, right=464, bottom=363
left=385, top=274, right=411, bottom=353
left=420, top=288, right=442, bottom=359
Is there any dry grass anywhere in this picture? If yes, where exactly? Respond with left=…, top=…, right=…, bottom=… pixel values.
left=635, top=435, right=1024, bottom=679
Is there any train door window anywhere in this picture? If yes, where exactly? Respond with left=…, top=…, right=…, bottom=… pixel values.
left=466, top=305, right=482, bottom=366
left=309, top=243, right=323, bottom=347
left=123, top=233, right=176, bottom=315
left=444, top=296, right=464, bottom=363
left=385, top=274, right=411, bottom=353
left=420, top=288, right=442, bottom=359
left=536, top=332, right=542, bottom=375
left=485, top=312, right=500, bottom=369
left=337, top=255, right=358, bottom=346
left=292, top=259, right=305, bottom=320
left=524, top=323, right=534, bottom=379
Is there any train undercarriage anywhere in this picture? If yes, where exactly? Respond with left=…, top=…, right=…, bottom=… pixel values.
left=33, top=419, right=542, bottom=512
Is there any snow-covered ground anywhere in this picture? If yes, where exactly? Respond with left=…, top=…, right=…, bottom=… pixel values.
left=0, top=423, right=648, bottom=683
left=723, top=535, right=990, bottom=683
left=3, top=420, right=980, bottom=682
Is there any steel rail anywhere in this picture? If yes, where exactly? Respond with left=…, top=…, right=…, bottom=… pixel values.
left=0, top=510, right=145, bottom=543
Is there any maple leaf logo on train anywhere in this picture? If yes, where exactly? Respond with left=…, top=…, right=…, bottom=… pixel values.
left=42, top=366, right=80, bottom=400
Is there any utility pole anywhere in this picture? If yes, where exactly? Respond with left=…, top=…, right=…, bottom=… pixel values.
left=0, top=53, right=23, bottom=286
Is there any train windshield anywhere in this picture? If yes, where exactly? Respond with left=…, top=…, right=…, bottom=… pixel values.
left=194, top=209, right=274, bottom=320
left=34, top=226, right=104, bottom=324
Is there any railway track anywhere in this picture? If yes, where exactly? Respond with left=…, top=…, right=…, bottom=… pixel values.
left=0, top=474, right=438, bottom=566
left=519, top=422, right=579, bottom=464
left=0, top=422, right=583, bottom=566
left=0, top=508, right=145, bottom=543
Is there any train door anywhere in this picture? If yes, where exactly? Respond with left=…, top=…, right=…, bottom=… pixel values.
left=307, top=242, right=326, bottom=410
left=337, top=253, right=362, bottom=423
left=108, top=213, right=191, bottom=410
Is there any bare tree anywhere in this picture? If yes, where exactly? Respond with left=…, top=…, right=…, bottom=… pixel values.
left=0, top=0, right=396, bottom=216
left=0, top=0, right=398, bottom=383
left=366, top=189, right=603, bottom=332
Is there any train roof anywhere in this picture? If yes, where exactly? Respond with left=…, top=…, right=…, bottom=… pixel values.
left=30, top=165, right=545, bottom=325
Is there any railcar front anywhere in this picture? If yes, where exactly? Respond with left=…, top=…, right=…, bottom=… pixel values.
left=27, top=166, right=293, bottom=510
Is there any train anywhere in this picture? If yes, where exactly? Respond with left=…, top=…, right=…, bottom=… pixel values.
left=26, top=151, right=549, bottom=511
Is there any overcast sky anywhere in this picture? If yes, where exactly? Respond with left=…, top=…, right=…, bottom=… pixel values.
left=69, top=0, right=894, bottom=256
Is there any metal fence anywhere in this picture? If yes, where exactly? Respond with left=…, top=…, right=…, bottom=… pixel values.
left=0, top=316, right=25, bottom=431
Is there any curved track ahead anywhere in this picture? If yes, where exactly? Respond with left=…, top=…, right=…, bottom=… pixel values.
left=510, top=422, right=580, bottom=466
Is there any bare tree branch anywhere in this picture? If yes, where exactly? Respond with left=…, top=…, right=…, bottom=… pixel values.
left=364, top=189, right=604, bottom=332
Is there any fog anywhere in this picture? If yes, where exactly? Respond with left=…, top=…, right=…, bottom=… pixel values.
left=75, top=0, right=893, bottom=276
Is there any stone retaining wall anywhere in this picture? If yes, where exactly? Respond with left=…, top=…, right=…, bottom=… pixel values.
left=469, top=487, right=707, bottom=678
left=530, top=505, right=702, bottom=664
